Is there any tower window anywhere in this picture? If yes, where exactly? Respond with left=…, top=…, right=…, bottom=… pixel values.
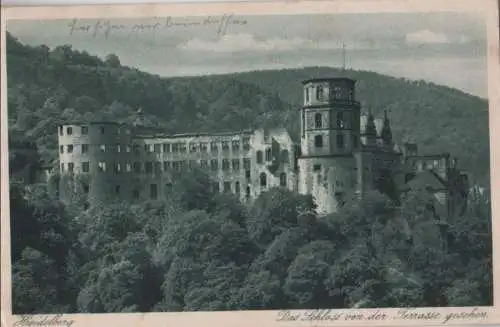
left=60, top=163, right=65, bottom=172
left=246, top=186, right=251, bottom=198
left=68, top=162, right=74, bottom=173
left=280, top=172, right=287, bottom=187
left=305, top=88, right=310, bottom=103
left=81, top=126, right=88, bottom=135
left=60, top=145, right=64, bottom=154
left=67, top=145, right=74, bottom=153
left=256, top=150, right=263, bottom=164
left=334, top=86, right=342, bottom=99
left=235, top=181, right=240, bottom=193
left=315, top=135, right=323, bottom=148
left=337, top=133, right=344, bottom=149
left=337, top=112, right=344, bottom=128
left=316, top=85, right=324, bottom=101
left=315, top=113, right=322, bottom=128
left=66, top=127, right=73, bottom=135
left=260, top=172, right=267, bottom=187
left=81, top=144, right=89, bottom=153
left=59, top=126, right=63, bottom=136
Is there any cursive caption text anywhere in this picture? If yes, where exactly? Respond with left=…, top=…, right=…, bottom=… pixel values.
left=14, top=314, right=75, bottom=327
left=276, top=307, right=488, bottom=324
left=68, top=15, right=248, bottom=39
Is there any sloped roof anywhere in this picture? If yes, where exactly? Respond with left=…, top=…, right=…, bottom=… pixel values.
left=403, top=170, right=447, bottom=192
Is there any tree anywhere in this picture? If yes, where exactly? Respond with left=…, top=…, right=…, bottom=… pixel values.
left=105, top=53, right=121, bottom=68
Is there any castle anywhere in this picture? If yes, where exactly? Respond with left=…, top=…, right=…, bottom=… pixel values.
left=56, top=77, right=469, bottom=218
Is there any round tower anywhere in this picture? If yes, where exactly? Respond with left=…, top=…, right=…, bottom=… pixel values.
left=57, top=121, right=133, bottom=207
left=298, top=77, right=361, bottom=214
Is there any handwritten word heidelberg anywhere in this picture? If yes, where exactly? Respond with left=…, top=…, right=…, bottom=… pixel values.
left=13, top=314, right=75, bottom=327
left=68, top=15, right=248, bottom=38
left=276, top=307, right=488, bottom=324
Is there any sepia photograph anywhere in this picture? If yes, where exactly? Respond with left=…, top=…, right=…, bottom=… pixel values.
left=1, top=0, right=499, bottom=326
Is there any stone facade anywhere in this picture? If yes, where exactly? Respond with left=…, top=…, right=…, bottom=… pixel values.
left=56, top=76, right=469, bottom=219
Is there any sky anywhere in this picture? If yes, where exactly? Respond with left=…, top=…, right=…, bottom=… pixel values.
left=7, top=12, right=488, bottom=97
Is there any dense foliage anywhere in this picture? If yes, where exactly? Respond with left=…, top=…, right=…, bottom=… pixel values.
left=10, top=170, right=492, bottom=313
left=7, top=33, right=493, bottom=313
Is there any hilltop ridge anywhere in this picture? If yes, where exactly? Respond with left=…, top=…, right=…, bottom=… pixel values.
left=6, top=32, right=490, bottom=185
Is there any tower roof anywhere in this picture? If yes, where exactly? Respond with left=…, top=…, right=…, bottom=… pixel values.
left=302, top=77, right=356, bottom=85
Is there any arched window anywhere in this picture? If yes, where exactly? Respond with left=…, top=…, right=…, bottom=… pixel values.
left=256, top=150, right=263, bottom=164
left=260, top=172, right=267, bottom=187
left=315, top=135, right=323, bottom=148
left=280, top=172, right=287, bottom=187
left=315, top=113, right=322, bottom=128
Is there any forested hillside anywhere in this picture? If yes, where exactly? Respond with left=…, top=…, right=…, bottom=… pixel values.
left=6, top=32, right=490, bottom=185
left=6, top=32, right=493, bottom=314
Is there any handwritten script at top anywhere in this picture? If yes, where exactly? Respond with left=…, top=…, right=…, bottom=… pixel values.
left=68, top=15, right=248, bottom=39
left=276, top=307, right=489, bottom=324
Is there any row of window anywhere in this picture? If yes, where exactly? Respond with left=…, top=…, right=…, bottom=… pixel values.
left=59, top=139, right=252, bottom=155
left=79, top=173, right=286, bottom=201
left=304, top=86, right=354, bottom=103
left=60, top=157, right=254, bottom=174
left=313, top=112, right=346, bottom=129
left=59, top=143, right=292, bottom=166
left=59, top=125, right=126, bottom=136
left=313, top=134, right=356, bottom=149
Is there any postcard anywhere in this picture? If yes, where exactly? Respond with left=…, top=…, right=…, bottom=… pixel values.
left=1, top=0, right=499, bottom=326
